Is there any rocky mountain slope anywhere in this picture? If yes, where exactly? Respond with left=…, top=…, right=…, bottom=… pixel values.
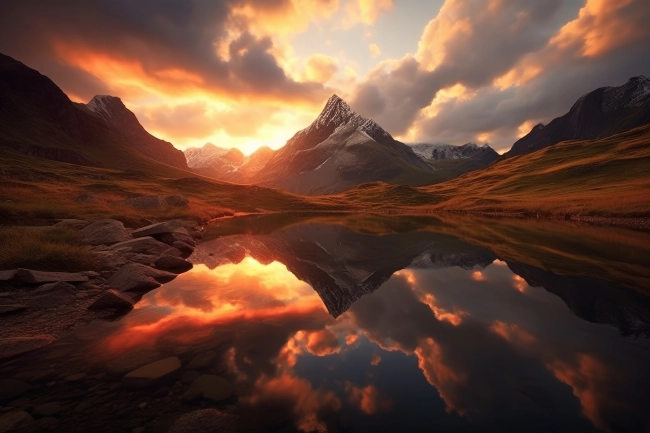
left=409, top=142, right=499, bottom=176
left=250, top=95, right=436, bottom=195
left=507, top=75, right=650, bottom=157
left=0, top=53, right=187, bottom=171
left=184, top=143, right=274, bottom=182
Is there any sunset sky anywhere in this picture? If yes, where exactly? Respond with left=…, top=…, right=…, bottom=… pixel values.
left=1, top=0, right=649, bottom=154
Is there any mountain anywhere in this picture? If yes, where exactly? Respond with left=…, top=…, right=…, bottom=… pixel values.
left=0, top=53, right=187, bottom=171
left=507, top=75, right=650, bottom=157
left=409, top=142, right=498, bottom=176
left=250, top=95, right=436, bottom=195
left=184, top=143, right=274, bottom=182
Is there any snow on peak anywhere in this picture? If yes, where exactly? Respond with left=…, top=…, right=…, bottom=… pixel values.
left=87, top=95, right=123, bottom=118
left=408, top=142, right=494, bottom=161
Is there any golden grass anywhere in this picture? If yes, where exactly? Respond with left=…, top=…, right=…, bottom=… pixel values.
left=0, top=226, right=98, bottom=271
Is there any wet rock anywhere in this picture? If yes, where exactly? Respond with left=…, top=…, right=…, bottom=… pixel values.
left=13, top=270, right=88, bottom=285
left=104, top=265, right=161, bottom=293
left=182, top=375, right=233, bottom=403
left=0, top=271, right=17, bottom=282
left=0, top=410, right=33, bottom=433
left=0, top=305, right=27, bottom=316
left=80, top=219, right=131, bottom=246
left=123, top=357, right=181, bottom=387
left=121, top=196, right=167, bottom=210
left=165, top=195, right=189, bottom=207
left=88, top=290, right=134, bottom=313
left=52, top=219, right=90, bottom=230
left=64, top=373, right=86, bottom=383
left=109, top=237, right=180, bottom=257
left=32, top=402, right=61, bottom=418
left=132, top=220, right=186, bottom=238
left=172, top=241, right=195, bottom=256
left=0, top=380, right=32, bottom=401
left=0, top=337, right=54, bottom=361
left=106, top=347, right=163, bottom=375
left=186, top=351, right=216, bottom=370
left=168, top=409, right=236, bottom=433
left=154, top=256, right=193, bottom=273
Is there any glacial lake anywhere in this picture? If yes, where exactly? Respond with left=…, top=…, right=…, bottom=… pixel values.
left=3, top=214, right=650, bottom=432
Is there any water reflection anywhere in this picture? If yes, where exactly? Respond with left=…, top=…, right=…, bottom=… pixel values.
left=5, top=215, right=650, bottom=432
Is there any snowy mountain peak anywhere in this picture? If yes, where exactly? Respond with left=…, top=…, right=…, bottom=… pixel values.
left=87, top=95, right=124, bottom=119
left=409, top=142, right=498, bottom=161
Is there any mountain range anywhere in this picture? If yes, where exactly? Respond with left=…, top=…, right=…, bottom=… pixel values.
left=508, top=75, right=650, bottom=157
left=184, top=143, right=274, bottom=182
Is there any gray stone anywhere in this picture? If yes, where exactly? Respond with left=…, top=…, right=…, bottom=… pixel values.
left=154, top=255, right=193, bottom=273
left=52, top=219, right=90, bottom=230
left=182, top=375, right=233, bottom=403
left=95, top=250, right=129, bottom=271
left=123, top=357, right=181, bottom=387
left=13, top=270, right=88, bottom=285
left=104, top=264, right=162, bottom=293
left=0, top=380, right=32, bottom=401
left=88, top=290, right=134, bottom=313
left=186, top=351, right=216, bottom=370
left=0, top=337, right=54, bottom=361
left=165, top=195, right=189, bottom=207
left=109, top=237, right=181, bottom=257
left=80, top=219, right=131, bottom=246
left=106, top=347, right=163, bottom=375
left=0, top=410, right=33, bottom=433
left=132, top=220, right=186, bottom=238
left=0, top=305, right=27, bottom=316
left=32, top=402, right=61, bottom=418
left=168, top=409, right=237, bottom=433
left=121, top=196, right=167, bottom=210
left=0, top=271, right=17, bottom=282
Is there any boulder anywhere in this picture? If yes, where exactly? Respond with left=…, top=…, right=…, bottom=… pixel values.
left=109, top=237, right=180, bottom=256
left=165, top=195, right=189, bottom=207
left=104, top=265, right=161, bottom=293
left=13, top=270, right=88, bottom=284
left=158, top=229, right=196, bottom=247
left=0, top=379, right=32, bottom=401
left=80, top=219, right=131, bottom=246
left=154, top=255, right=193, bottom=273
left=106, top=347, right=163, bottom=375
left=95, top=250, right=129, bottom=270
left=0, top=411, right=33, bottom=433
left=29, top=282, right=76, bottom=309
left=132, top=220, right=186, bottom=238
left=0, top=336, right=54, bottom=361
left=52, top=219, right=90, bottom=230
left=173, top=241, right=195, bottom=256
left=123, top=253, right=160, bottom=266
left=88, top=290, right=134, bottom=313
left=182, top=375, right=233, bottom=402
left=168, top=409, right=237, bottom=433
left=123, top=357, right=181, bottom=387
left=121, top=196, right=167, bottom=210
left=0, top=304, right=27, bottom=315
left=0, top=270, right=17, bottom=281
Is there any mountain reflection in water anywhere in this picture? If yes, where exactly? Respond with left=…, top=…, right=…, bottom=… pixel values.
left=8, top=215, right=650, bottom=432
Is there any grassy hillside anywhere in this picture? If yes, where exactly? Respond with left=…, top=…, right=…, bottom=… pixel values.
left=332, top=124, right=650, bottom=217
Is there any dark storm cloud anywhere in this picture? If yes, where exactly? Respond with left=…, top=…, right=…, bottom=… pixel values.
left=0, top=0, right=328, bottom=102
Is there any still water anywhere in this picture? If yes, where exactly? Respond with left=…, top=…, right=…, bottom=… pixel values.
left=3, top=215, right=650, bottom=432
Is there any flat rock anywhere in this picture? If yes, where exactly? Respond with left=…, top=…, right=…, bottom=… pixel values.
left=0, top=270, right=17, bottom=281
left=106, top=347, right=163, bottom=375
left=0, top=411, right=33, bottom=433
left=123, top=357, right=181, bottom=387
left=29, top=283, right=76, bottom=309
left=182, top=375, right=233, bottom=402
left=159, top=229, right=196, bottom=247
left=132, top=220, right=186, bottom=238
left=32, top=402, right=61, bottom=418
left=109, top=237, right=180, bottom=256
left=52, top=219, right=90, bottom=230
left=104, top=264, right=162, bottom=293
left=88, top=290, right=134, bottom=313
left=0, top=336, right=54, bottom=361
left=13, top=270, right=88, bottom=284
left=0, top=305, right=27, bottom=316
left=80, top=219, right=131, bottom=246
left=0, top=380, right=32, bottom=401
left=123, top=253, right=159, bottom=266
left=168, top=409, right=236, bottom=433
left=154, top=255, right=193, bottom=273
left=172, top=241, right=195, bottom=256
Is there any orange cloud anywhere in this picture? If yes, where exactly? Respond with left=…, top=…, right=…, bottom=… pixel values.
left=306, top=329, right=341, bottom=356
left=550, top=0, right=649, bottom=58
left=305, top=54, right=338, bottom=83
left=369, top=43, right=381, bottom=58
left=490, top=321, right=536, bottom=344
left=370, top=353, right=381, bottom=366
left=345, top=0, right=393, bottom=26
left=345, top=383, right=394, bottom=414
